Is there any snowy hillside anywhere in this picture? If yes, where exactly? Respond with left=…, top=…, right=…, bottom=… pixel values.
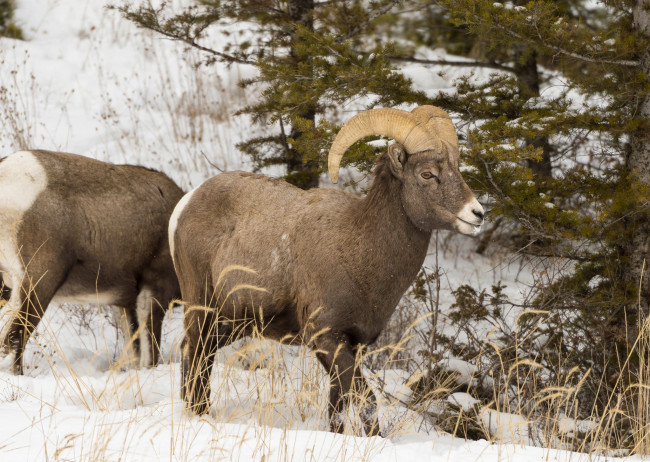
left=0, top=0, right=641, bottom=460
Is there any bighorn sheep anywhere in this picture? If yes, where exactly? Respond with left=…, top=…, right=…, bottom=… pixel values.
left=169, top=106, right=484, bottom=435
left=0, top=150, right=184, bottom=375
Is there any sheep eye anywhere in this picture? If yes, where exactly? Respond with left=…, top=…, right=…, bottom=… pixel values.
left=421, top=172, right=439, bottom=183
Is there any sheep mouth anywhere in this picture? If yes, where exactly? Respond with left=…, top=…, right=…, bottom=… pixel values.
left=457, top=217, right=483, bottom=229
left=456, top=217, right=483, bottom=236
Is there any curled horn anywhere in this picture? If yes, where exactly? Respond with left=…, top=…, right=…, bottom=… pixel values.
left=327, top=108, right=440, bottom=184
left=410, top=106, right=459, bottom=159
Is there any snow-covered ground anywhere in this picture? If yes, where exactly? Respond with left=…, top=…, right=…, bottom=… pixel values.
left=0, top=0, right=642, bottom=460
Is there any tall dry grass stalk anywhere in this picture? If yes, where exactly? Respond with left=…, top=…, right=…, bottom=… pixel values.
left=632, top=259, right=650, bottom=455
left=633, top=314, right=650, bottom=455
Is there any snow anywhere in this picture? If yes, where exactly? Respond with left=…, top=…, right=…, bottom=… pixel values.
left=438, top=358, right=481, bottom=387
left=558, top=416, right=598, bottom=437
left=0, top=0, right=645, bottom=460
left=481, top=409, right=530, bottom=444
left=448, top=392, right=480, bottom=411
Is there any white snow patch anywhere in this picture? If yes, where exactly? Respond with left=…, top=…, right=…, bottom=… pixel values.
left=448, top=392, right=480, bottom=411
left=558, top=416, right=598, bottom=436
left=481, top=409, right=530, bottom=444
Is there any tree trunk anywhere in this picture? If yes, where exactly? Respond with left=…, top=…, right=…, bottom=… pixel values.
left=287, top=107, right=320, bottom=189
left=627, top=0, right=650, bottom=318
left=513, top=48, right=553, bottom=178
left=286, top=0, right=320, bottom=189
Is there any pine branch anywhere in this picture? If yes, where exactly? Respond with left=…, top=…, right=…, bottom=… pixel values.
left=334, top=0, right=403, bottom=43
left=514, top=248, right=592, bottom=262
left=173, top=34, right=255, bottom=65
left=495, top=23, right=639, bottom=68
left=113, top=4, right=255, bottom=65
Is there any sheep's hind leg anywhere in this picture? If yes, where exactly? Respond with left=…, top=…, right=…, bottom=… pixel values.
left=181, top=305, right=234, bottom=415
left=138, top=257, right=179, bottom=366
left=313, top=332, right=382, bottom=436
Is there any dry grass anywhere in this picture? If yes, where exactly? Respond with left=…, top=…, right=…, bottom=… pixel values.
left=369, top=253, right=650, bottom=458
left=633, top=313, right=650, bottom=454
left=1, top=252, right=650, bottom=460
left=0, top=45, right=39, bottom=151
left=0, top=272, right=404, bottom=459
left=88, top=21, right=256, bottom=191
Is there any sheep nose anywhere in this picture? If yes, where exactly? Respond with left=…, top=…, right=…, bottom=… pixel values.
left=473, top=209, right=484, bottom=221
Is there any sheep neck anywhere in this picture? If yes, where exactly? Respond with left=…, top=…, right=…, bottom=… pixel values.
left=341, top=157, right=431, bottom=320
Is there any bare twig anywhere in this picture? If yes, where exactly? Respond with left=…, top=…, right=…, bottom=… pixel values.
left=495, top=23, right=639, bottom=68
left=385, top=54, right=515, bottom=73
left=200, top=151, right=224, bottom=172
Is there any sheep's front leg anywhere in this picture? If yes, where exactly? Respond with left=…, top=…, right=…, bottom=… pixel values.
left=313, top=332, right=381, bottom=436
left=353, top=345, right=381, bottom=437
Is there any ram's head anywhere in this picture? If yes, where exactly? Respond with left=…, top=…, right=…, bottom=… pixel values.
left=328, top=106, right=484, bottom=234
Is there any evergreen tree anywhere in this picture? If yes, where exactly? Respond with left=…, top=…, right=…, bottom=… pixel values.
left=116, top=0, right=422, bottom=188
left=412, top=0, right=650, bottom=418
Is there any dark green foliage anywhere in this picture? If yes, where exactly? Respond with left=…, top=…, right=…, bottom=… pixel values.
left=425, top=0, right=650, bottom=383
left=0, top=0, right=22, bottom=39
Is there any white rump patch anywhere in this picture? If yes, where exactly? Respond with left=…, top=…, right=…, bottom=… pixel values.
left=168, top=186, right=199, bottom=266
left=0, top=151, right=48, bottom=343
left=0, top=151, right=48, bottom=276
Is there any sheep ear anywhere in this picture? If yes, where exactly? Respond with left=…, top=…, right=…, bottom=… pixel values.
left=387, top=143, right=406, bottom=180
